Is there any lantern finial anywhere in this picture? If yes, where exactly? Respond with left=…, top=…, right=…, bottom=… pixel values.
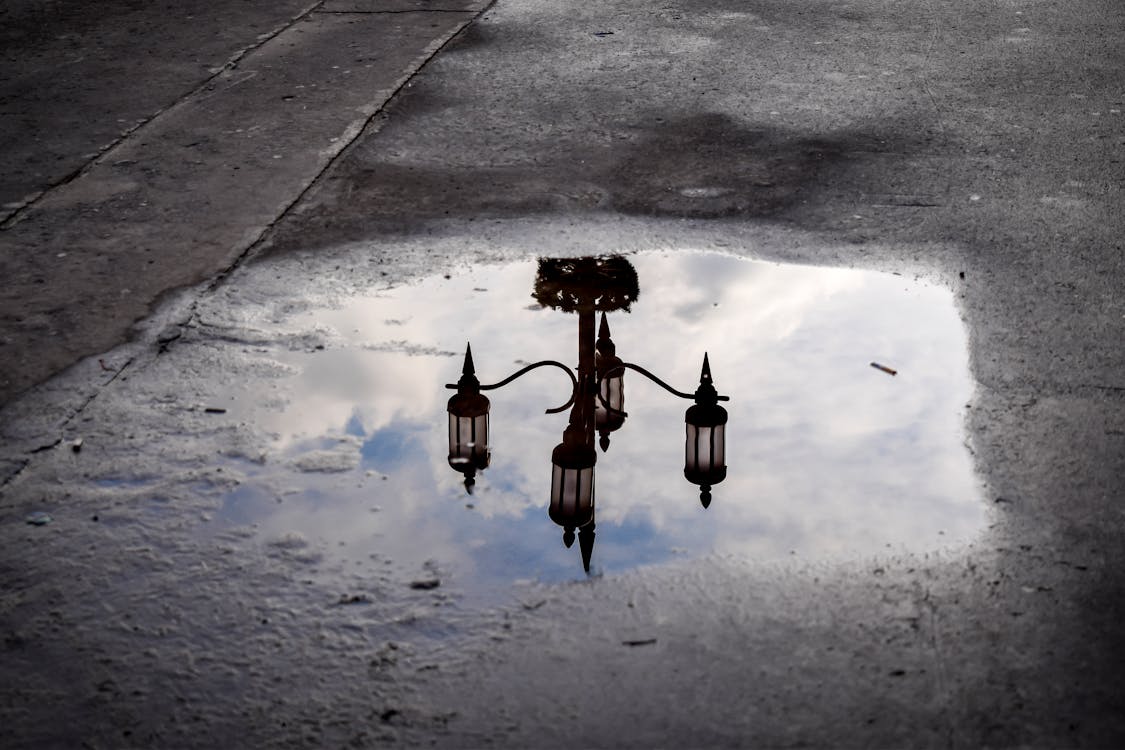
left=579, top=523, right=596, bottom=574
left=462, top=343, right=477, bottom=377
left=598, top=310, right=616, bottom=353
left=596, top=312, right=616, bottom=357
left=693, top=353, right=719, bottom=407
left=452, top=343, right=483, bottom=395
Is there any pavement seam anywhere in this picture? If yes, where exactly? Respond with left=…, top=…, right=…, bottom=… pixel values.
left=0, top=0, right=328, bottom=229
left=0, top=459, right=29, bottom=490
left=0, top=1, right=490, bottom=409
left=0, top=354, right=137, bottom=490
left=202, top=0, right=499, bottom=293
left=315, top=9, right=481, bottom=13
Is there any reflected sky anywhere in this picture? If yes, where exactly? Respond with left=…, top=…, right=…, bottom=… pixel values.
left=213, top=252, right=983, bottom=601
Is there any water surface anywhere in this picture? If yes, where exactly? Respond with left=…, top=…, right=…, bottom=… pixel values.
left=212, top=252, right=982, bottom=600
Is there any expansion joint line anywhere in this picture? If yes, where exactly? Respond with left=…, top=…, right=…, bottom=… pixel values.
left=203, top=0, right=498, bottom=293
left=0, top=459, right=30, bottom=490
left=0, top=354, right=137, bottom=490
left=315, top=9, right=480, bottom=14
left=0, top=1, right=329, bottom=229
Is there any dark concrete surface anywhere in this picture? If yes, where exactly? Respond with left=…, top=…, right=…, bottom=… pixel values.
left=0, top=0, right=488, bottom=404
left=0, top=0, right=316, bottom=214
left=0, top=0, right=1123, bottom=747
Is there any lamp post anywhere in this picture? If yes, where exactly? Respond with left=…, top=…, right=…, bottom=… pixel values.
left=445, top=256, right=730, bottom=573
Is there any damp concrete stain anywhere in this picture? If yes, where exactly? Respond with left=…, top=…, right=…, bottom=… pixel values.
left=203, top=252, right=983, bottom=604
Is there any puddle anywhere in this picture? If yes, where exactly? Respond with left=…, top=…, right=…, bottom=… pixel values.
left=209, top=252, right=983, bottom=603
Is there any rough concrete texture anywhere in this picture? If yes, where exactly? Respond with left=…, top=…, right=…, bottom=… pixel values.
left=1, top=0, right=1124, bottom=747
left=0, top=0, right=317, bottom=214
left=0, top=0, right=489, bottom=404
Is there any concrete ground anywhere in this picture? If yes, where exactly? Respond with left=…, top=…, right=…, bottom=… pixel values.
left=2, top=0, right=1124, bottom=747
left=0, top=0, right=490, bottom=404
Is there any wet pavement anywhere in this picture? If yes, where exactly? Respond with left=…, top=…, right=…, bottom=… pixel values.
left=2, top=0, right=1124, bottom=747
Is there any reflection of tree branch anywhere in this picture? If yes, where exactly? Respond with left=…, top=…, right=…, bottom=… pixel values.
left=533, top=256, right=640, bottom=313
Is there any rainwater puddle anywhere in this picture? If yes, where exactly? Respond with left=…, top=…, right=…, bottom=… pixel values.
left=212, top=252, right=983, bottom=604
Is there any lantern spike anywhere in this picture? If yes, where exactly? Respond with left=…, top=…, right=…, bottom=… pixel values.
left=700, top=352, right=713, bottom=384
left=596, top=312, right=616, bottom=357
left=462, top=343, right=476, bottom=376
left=700, top=486, right=712, bottom=509
left=563, top=527, right=575, bottom=549
left=579, top=523, right=596, bottom=574
left=692, top=353, right=719, bottom=407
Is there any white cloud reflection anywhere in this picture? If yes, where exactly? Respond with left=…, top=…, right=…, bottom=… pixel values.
left=219, top=252, right=983, bottom=593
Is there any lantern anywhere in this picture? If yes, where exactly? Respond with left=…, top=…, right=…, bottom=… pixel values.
left=447, top=344, right=490, bottom=492
left=684, top=354, right=727, bottom=508
left=595, top=312, right=626, bottom=451
left=549, top=423, right=597, bottom=539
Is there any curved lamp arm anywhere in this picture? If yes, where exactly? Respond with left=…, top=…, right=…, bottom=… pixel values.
left=447, top=360, right=579, bottom=414
left=595, top=362, right=730, bottom=416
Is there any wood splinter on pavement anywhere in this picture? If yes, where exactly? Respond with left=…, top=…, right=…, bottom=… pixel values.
left=870, top=362, right=898, bottom=376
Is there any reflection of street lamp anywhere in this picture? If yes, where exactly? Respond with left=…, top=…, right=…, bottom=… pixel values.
left=595, top=313, right=626, bottom=452
left=446, top=344, right=490, bottom=492
left=550, top=424, right=596, bottom=531
left=684, top=354, right=728, bottom=509
left=550, top=420, right=596, bottom=573
left=445, top=256, right=730, bottom=573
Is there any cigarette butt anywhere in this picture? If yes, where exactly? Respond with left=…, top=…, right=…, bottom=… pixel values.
left=870, top=362, right=897, bottom=376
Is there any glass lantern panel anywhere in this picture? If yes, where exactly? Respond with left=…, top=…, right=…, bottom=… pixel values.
left=449, top=413, right=489, bottom=461
left=578, top=466, right=594, bottom=509
left=596, top=377, right=624, bottom=428
left=690, top=425, right=713, bottom=469
left=684, top=423, right=695, bottom=468
left=551, top=463, right=565, bottom=510
left=604, top=376, right=624, bottom=412
left=712, top=423, right=725, bottom=466
left=551, top=464, right=595, bottom=525
left=448, top=413, right=460, bottom=454
left=470, top=413, right=488, bottom=459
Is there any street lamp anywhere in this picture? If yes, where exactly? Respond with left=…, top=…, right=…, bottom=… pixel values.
left=444, top=256, right=730, bottom=573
